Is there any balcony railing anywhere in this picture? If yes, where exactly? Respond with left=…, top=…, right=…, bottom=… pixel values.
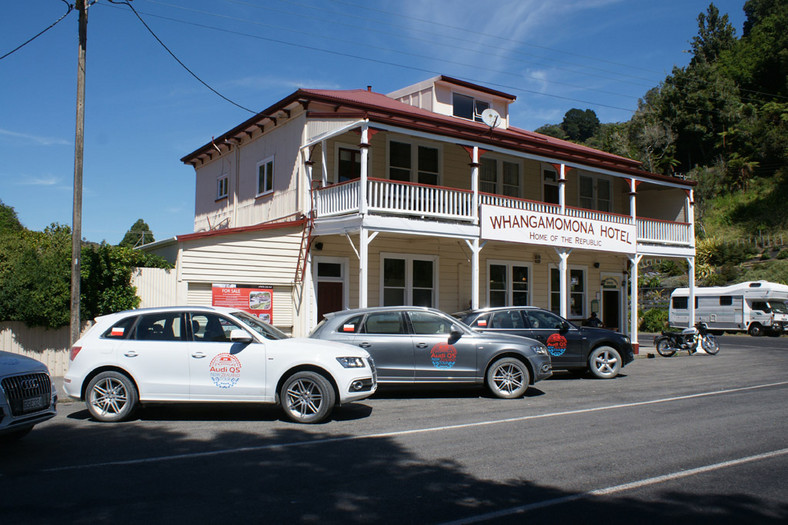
left=313, top=179, right=692, bottom=247
left=637, top=217, right=692, bottom=245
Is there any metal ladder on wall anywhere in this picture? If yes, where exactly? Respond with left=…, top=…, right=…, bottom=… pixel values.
left=294, top=213, right=314, bottom=284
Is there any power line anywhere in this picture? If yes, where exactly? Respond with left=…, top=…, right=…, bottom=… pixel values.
left=227, top=0, right=660, bottom=86
left=146, top=0, right=645, bottom=102
left=106, top=0, right=258, bottom=114
left=229, top=0, right=788, bottom=104
left=0, top=0, right=74, bottom=61
left=322, top=0, right=665, bottom=76
left=105, top=3, right=637, bottom=114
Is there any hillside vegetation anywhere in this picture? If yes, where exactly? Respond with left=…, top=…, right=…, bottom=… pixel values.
left=537, top=0, right=788, bottom=289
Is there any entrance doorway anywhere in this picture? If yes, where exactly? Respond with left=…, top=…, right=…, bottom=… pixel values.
left=317, top=282, right=343, bottom=320
left=602, top=289, right=620, bottom=331
left=313, top=256, right=348, bottom=324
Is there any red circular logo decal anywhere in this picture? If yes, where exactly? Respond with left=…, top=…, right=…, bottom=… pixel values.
left=209, top=353, right=242, bottom=388
left=546, top=333, right=567, bottom=357
left=430, top=343, right=457, bottom=369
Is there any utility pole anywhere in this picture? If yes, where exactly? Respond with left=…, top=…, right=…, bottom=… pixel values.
left=70, top=0, right=88, bottom=345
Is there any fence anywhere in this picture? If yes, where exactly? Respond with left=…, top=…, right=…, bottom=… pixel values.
left=732, top=233, right=785, bottom=249
left=0, top=322, right=77, bottom=376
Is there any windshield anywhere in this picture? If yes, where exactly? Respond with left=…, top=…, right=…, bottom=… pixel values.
left=769, top=301, right=788, bottom=314
left=233, top=311, right=288, bottom=340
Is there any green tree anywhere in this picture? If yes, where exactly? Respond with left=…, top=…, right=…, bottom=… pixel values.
left=722, top=0, right=788, bottom=99
left=690, top=3, right=737, bottom=66
left=0, top=224, right=72, bottom=328
left=560, top=108, right=600, bottom=142
left=0, top=222, right=171, bottom=328
left=119, top=218, right=155, bottom=248
left=81, top=243, right=170, bottom=318
left=0, top=200, right=24, bottom=234
left=533, top=123, right=568, bottom=140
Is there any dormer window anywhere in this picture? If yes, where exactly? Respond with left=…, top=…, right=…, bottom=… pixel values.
left=216, top=175, right=228, bottom=200
left=452, top=93, right=489, bottom=122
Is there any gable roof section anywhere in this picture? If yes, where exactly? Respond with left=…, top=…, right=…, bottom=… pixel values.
left=181, top=83, right=694, bottom=187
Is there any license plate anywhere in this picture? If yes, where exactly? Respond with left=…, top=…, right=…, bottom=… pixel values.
left=23, top=396, right=47, bottom=412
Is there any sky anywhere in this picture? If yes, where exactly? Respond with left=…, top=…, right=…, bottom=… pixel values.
left=1, top=0, right=748, bottom=244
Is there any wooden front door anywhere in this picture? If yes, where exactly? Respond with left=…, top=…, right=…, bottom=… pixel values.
left=317, top=281, right=344, bottom=321
left=603, top=290, right=620, bottom=331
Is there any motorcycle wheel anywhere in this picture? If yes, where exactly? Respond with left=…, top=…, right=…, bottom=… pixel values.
left=655, top=337, right=677, bottom=357
left=702, top=335, right=720, bottom=355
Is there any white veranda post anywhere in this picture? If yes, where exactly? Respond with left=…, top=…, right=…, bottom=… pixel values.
left=629, top=254, right=643, bottom=350
left=556, top=248, right=571, bottom=318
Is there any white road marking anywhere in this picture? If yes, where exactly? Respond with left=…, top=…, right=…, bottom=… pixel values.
left=439, top=448, right=788, bottom=524
left=42, top=380, right=788, bottom=474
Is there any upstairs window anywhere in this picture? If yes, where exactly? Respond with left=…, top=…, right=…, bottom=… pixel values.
left=543, top=168, right=559, bottom=204
left=452, top=93, right=489, bottom=122
left=388, top=141, right=439, bottom=185
left=257, top=157, right=274, bottom=196
left=217, top=175, right=228, bottom=200
left=579, top=174, right=611, bottom=212
left=480, top=158, right=520, bottom=197
left=337, top=147, right=360, bottom=182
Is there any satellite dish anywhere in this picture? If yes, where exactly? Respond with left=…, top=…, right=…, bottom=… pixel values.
left=481, top=108, right=501, bottom=129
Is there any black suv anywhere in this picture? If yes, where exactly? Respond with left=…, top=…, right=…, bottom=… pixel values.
left=456, top=307, right=634, bottom=379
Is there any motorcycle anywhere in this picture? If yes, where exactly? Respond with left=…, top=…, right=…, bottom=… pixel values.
left=654, top=322, right=720, bottom=357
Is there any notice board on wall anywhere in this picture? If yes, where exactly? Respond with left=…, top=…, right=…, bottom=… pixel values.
left=212, top=284, right=274, bottom=324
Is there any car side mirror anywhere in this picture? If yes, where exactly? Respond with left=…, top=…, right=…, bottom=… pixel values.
left=560, top=321, right=570, bottom=333
left=230, top=329, right=253, bottom=343
left=449, top=325, right=463, bottom=343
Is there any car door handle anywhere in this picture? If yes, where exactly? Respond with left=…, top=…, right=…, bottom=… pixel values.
left=123, top=351, right=138, bottom=358
left=416, top=343, right=428, bottom=348
left=191, top=352, right=207, bottom=359
left=359, top=342, right=371, bottom=348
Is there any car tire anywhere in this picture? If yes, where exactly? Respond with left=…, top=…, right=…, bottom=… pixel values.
left=486, top=357, right=530, bottom=399
left=588, top=346, right=622, bottom=379
left=748, top=323, right=764, bottom=337
left=86, top=371, right=138, bottom=422
left=280, top=371, right=335, bottom=424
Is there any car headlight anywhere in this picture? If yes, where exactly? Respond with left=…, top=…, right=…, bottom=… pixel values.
left=336, top=357, right=366, bottom=368
left=533, top=344, right=549, bottom=356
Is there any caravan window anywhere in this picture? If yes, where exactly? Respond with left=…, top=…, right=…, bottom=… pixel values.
left=770, top=301, right=788, bottom=313
left=719, top=296, right=733, bottom=306
left=672, top=297, right=688, bottom=309
left=751, top=301, right=770, bottom=313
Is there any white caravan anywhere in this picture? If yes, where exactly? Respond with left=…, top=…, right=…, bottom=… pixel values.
left=669, top=281, right=788, bottom=336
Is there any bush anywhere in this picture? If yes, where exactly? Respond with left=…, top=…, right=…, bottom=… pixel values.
left=777, top=249, right=788, bottom=260
left=639, top=308, right=669, bottom=333
left=0, top=224, right=171, bottom=328
left=740, top=260, right=788, bottom=285
left=658, top=259, right=685, bottom=276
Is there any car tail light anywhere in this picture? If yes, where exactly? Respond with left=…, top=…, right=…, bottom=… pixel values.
left=70, top=346, right=82, bottom=361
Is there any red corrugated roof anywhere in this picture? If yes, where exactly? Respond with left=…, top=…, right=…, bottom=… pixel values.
left=181, top=81, right=692, bottom=186
left=299, top=88, right=643, bottom=170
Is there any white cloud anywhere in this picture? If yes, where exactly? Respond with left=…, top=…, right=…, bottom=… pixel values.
left=0, top=128, right=70, bottom=146
left=16, top=175, right=60, bottom=186
left=226, top=75, right=342, bottom=91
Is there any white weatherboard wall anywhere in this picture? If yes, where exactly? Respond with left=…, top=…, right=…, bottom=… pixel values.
left=179, top=226, right=303, bottom=332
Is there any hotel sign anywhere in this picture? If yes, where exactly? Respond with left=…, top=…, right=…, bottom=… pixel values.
left=480, top=204, right=636, bottom=254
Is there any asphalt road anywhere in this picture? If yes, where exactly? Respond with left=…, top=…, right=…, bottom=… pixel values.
left=2, top=335, right=786, bottom=524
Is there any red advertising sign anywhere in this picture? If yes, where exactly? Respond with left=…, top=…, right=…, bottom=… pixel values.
left=212, top=284, right=273, bottom=324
